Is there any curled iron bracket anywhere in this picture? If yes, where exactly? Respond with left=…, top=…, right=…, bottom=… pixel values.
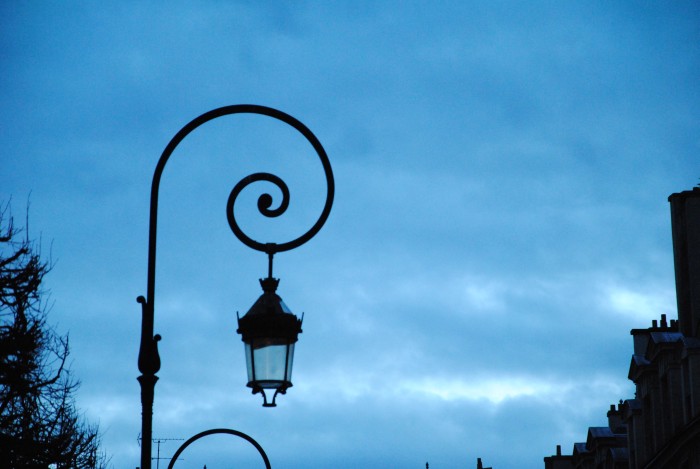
left=143, top=104, right=334, bottom=324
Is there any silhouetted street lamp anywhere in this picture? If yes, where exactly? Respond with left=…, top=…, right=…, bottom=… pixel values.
left=136, top=105, right=334, bottom=469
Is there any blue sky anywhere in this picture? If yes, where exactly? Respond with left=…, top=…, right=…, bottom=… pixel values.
left=2, top=2, right=698, bottom=468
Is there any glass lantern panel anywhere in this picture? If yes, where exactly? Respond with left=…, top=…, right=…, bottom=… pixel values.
left=250, top=339, right=293, bottom=388
left=254, top=343, right=286, bottom=386
left=285, top=343, right=295, bottom=382
left=244, top=343, right=254, bottom=383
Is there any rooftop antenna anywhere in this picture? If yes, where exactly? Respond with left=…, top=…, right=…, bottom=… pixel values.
left=138, top=435, right=185, bottom=469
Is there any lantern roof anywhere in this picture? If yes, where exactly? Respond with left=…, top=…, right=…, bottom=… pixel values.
left=237, top=277, right=303, bottom=343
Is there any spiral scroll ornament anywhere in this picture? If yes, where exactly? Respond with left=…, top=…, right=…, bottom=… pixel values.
left=222, top=116, right=334, bottom=258
left=144, top=104, right=334, bottom=303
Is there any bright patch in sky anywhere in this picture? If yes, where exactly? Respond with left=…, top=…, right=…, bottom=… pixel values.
left=403, top=376, right=554, bottom=403
left=604, top=284, right=676, bottom=320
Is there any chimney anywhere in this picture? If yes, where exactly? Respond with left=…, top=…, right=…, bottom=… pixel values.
left=607, top=403, right=625, bottom=433
left=669, top=187, right=700, bottom=338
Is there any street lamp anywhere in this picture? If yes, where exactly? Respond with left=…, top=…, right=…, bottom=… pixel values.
left=136, top=105, right=334, bottom=469
left=236, top=276, right=302, bottom=407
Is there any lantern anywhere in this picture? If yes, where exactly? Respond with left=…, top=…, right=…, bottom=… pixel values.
left=237, top=277, right=302, bottom=407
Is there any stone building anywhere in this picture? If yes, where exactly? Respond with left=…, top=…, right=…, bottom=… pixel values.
left=544, top=187, right=700, bottom=468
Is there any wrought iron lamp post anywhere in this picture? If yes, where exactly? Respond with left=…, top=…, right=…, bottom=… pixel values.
left=136, top=105, right=334, bottom=469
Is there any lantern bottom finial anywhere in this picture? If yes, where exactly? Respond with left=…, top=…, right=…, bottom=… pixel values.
left=252, top=383, right=290, bottom=407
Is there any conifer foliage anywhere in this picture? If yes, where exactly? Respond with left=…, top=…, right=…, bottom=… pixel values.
left=0, top=204, right=107, bottom=468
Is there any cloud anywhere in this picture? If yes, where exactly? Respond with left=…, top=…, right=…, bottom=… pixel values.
left=604, top=283, right=677, bottom=320
left=402, top=375, right=554, bottom=404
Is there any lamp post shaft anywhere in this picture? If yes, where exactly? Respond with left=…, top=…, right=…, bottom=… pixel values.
left=138, top=375, right=157, bottom=469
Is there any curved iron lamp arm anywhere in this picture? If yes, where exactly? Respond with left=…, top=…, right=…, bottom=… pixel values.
left=167, top=428, right=272, bottom=469
left=137, top=104, right=334, bottom=469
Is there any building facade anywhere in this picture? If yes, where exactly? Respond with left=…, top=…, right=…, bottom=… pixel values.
left=544, top=187, right=700, bottom=469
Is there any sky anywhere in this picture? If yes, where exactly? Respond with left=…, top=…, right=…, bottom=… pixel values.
left=1, top=2, right=699, bottom=468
